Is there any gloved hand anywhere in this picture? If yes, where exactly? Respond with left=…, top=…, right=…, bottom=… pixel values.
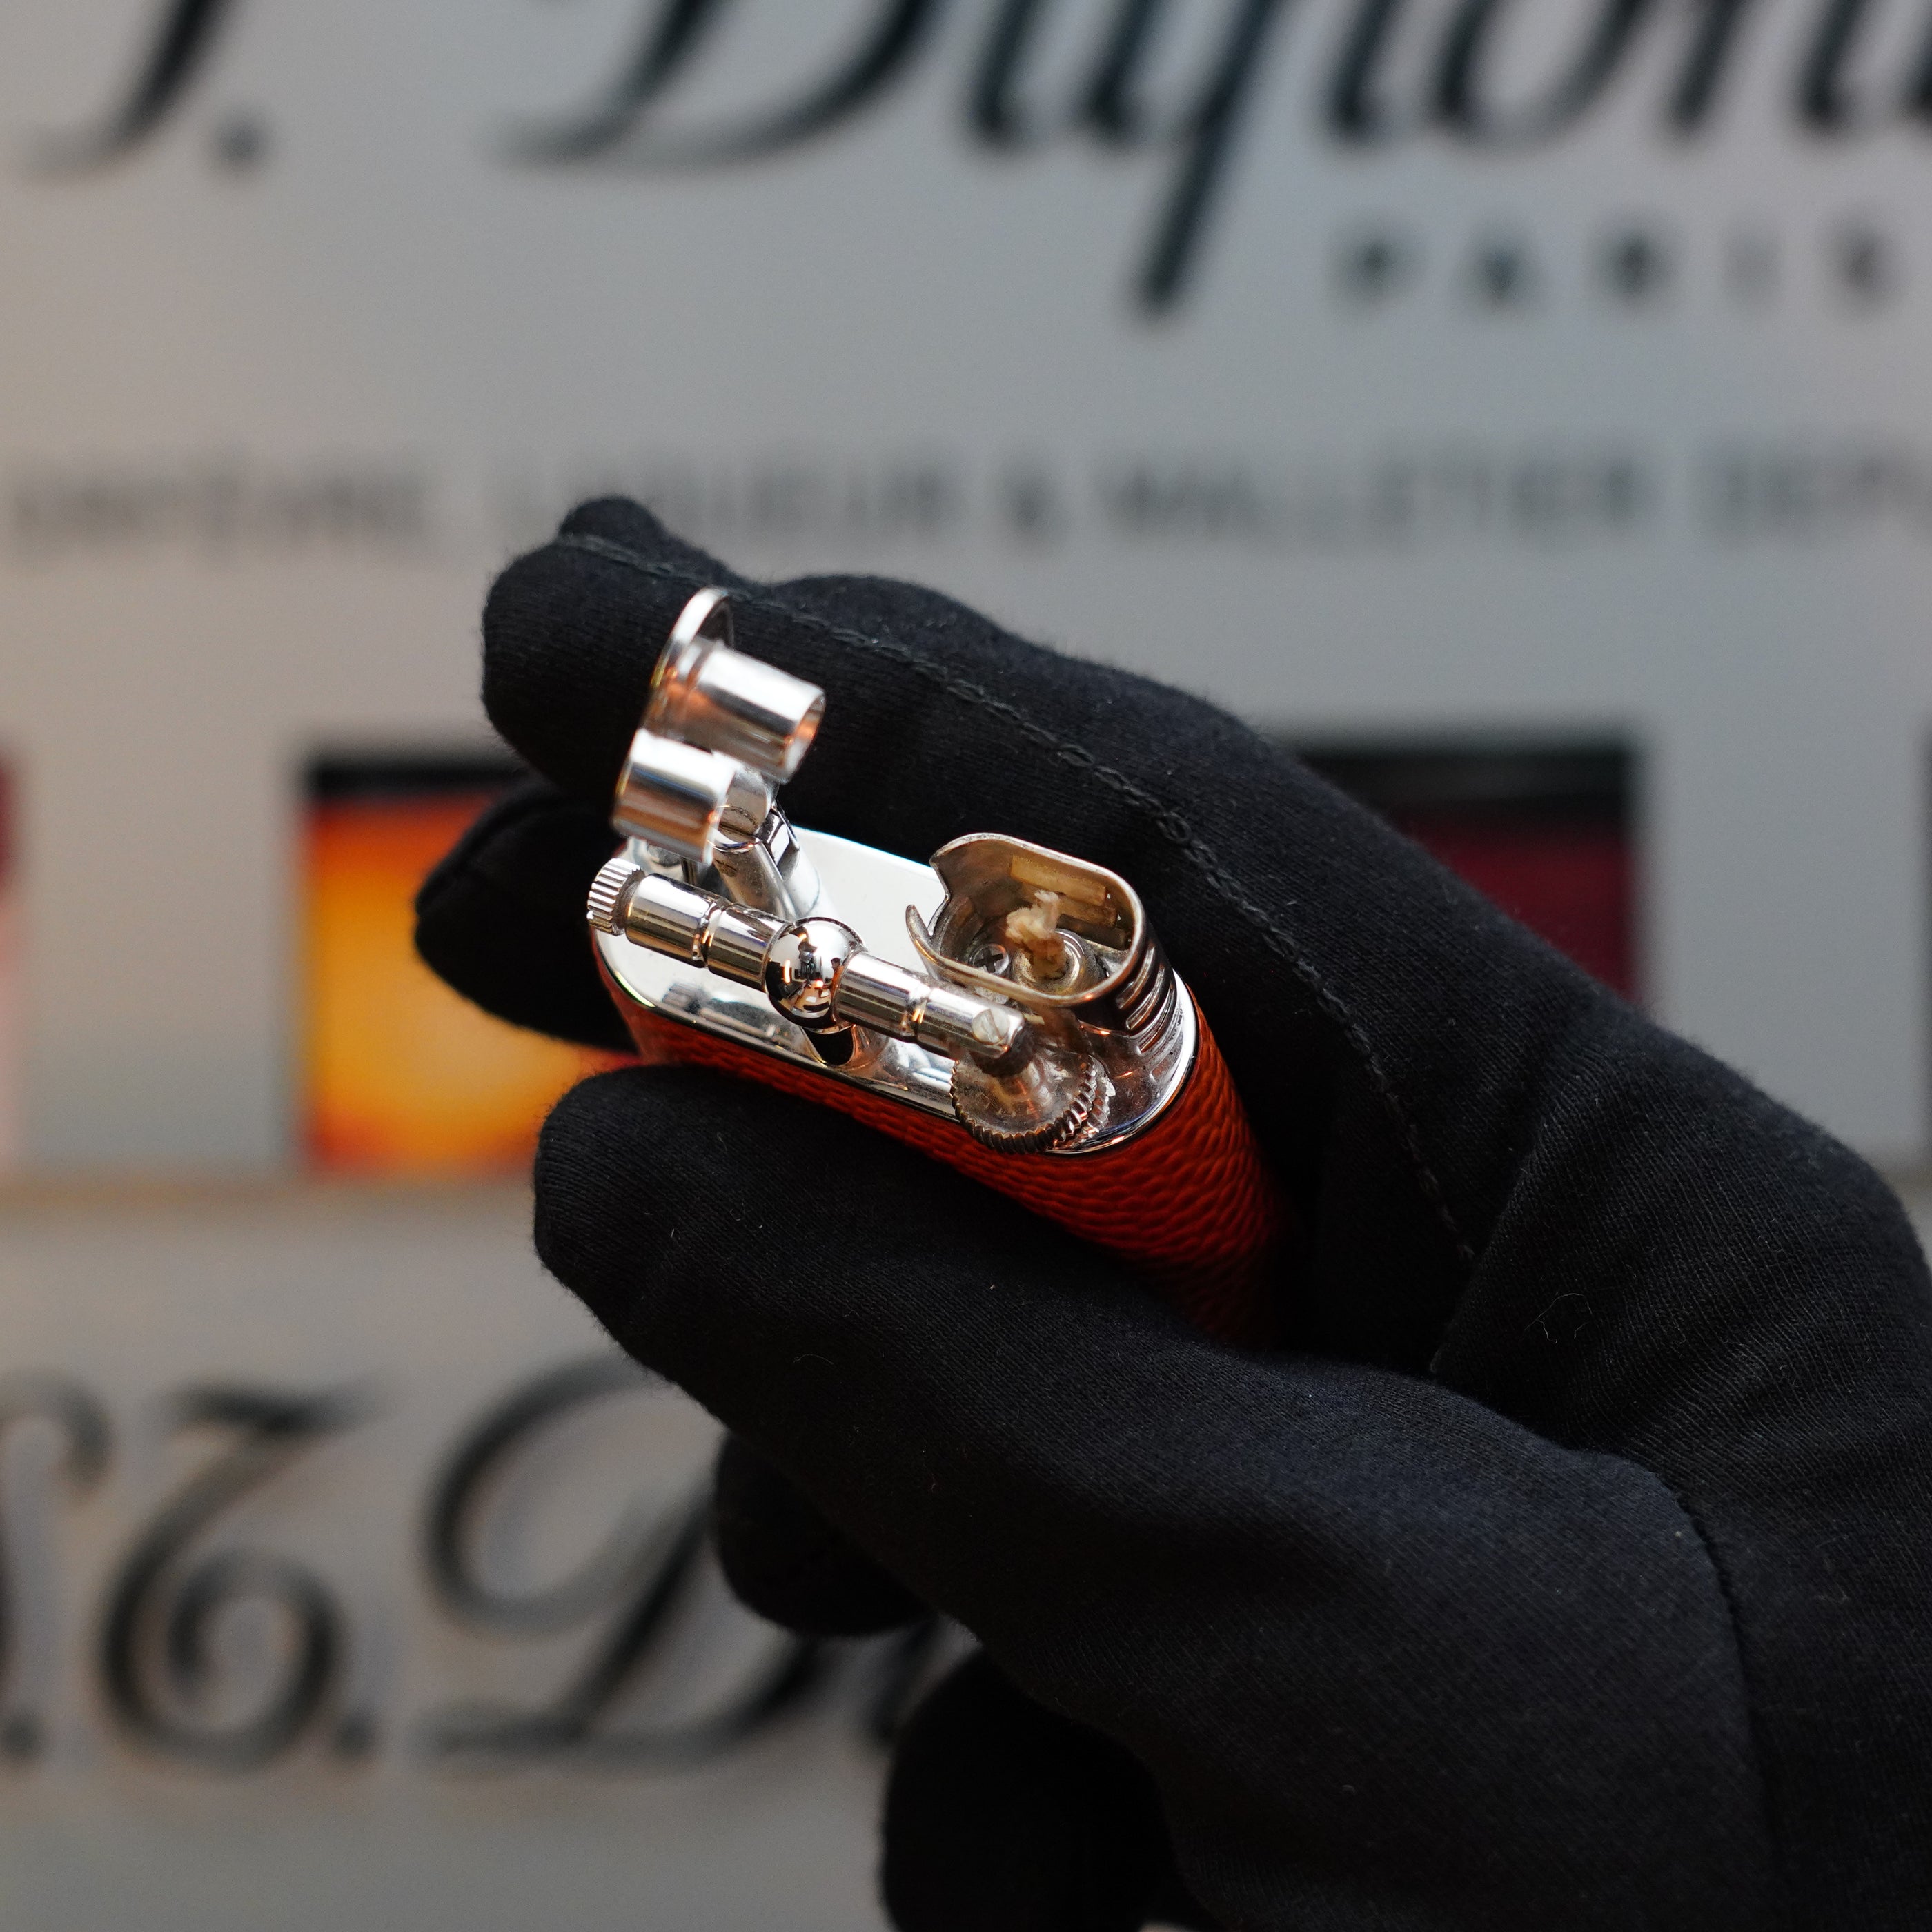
left=416, top=499, right=1932, bottom=1932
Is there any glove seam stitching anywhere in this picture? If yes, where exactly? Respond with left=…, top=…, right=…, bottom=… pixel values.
left=556, top=530, right=1478, bottom=1276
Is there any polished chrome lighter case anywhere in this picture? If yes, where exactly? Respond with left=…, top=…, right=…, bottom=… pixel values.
left=586, top=589, right=1198, bottom=1159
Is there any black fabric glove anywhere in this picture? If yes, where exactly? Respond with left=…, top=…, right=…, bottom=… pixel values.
left=415, top=498, right=1932, bottom=1931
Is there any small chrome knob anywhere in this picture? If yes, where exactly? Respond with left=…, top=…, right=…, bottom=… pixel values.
left=762, top=918, right=862, bottom=1034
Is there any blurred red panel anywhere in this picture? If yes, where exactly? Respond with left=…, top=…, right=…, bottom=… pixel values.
left=1297, top=741, right=1639, bottom=1003
left=1390, top=812, right=1636, bottom=1000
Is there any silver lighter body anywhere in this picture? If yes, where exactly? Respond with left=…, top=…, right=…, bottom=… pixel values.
left=587, top=590, right=1197, bottom=1158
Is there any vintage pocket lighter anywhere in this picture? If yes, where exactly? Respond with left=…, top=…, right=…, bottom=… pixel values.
left=586, top=590, right=1282, bottom=1344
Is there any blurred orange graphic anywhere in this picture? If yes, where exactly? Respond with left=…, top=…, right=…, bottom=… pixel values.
left=302, top=769, right=622, bottom=1174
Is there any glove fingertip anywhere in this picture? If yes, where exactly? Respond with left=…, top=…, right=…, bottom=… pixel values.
left=481, top=546, right=649, bottom=801
left=412, top=781, right=635, bottom=1054
left=556, top=498, right=735, bottom=580
left=482, top=498, right=743, bottom=800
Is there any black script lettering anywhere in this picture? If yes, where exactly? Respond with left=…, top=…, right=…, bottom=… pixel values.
left=1328, top=0, right=1414, bottom=144
left=1102, top=0, right=1294, bottom=310
left=969, top=0, right=1057, bottom=146
left=0, top=1379, right=110, bottom=1762
left=1081, top=0, right=1175, bottom=142
left=513, top=0, right=943, bottom=164
left=422, top=1355, right=662, bottom=1638
left=1665, top=0, right=1765, bottom=131
left=34, top=0, right=239, bottom=170
left=1336, top=0, right=1766, bottom=150
left=1798, top=0, right=1888, bottom=133
left=1904, top=5, right=1932, bottom=121
left=99, top=1386, right=364, bottom=1773
left=420, top=1357, right=825, bottom=1766
left=1435, top=0, right=1653, bottom=144
left=969, top=0, right=1295, bottom=313
left=970, top=0, right=1239, bottom=152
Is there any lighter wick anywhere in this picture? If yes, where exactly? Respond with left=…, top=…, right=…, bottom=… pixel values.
left=1003, top=891, right=1069, bottom=979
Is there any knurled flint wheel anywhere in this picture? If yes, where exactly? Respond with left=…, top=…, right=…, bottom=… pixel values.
left=951, top=1052, right=1099, bottom=1155
left=586, top=855, right=643, bottom=935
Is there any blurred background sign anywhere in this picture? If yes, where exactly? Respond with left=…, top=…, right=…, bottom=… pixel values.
left=0, top=1188, right=923, bottom=1932
left=5, top=0, right=1931, bottom=1171
left=3, top=0, right=1932, bottom=1923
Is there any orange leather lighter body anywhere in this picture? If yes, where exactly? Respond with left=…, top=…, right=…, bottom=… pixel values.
left=585, top=589, right=1286, bottom=1349
left=606, top=980, right=1282, bottom=1347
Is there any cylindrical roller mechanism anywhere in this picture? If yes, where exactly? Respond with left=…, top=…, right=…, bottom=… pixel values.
left=589, top=860, right=1030, bottom=1074
left=645, top=586, right=825, bottom=782
left=611, top=731, right=739, bottom=865
left=834, top=950, right=1030, bottom=1073
left=589, top=859, right=780, bottom=987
